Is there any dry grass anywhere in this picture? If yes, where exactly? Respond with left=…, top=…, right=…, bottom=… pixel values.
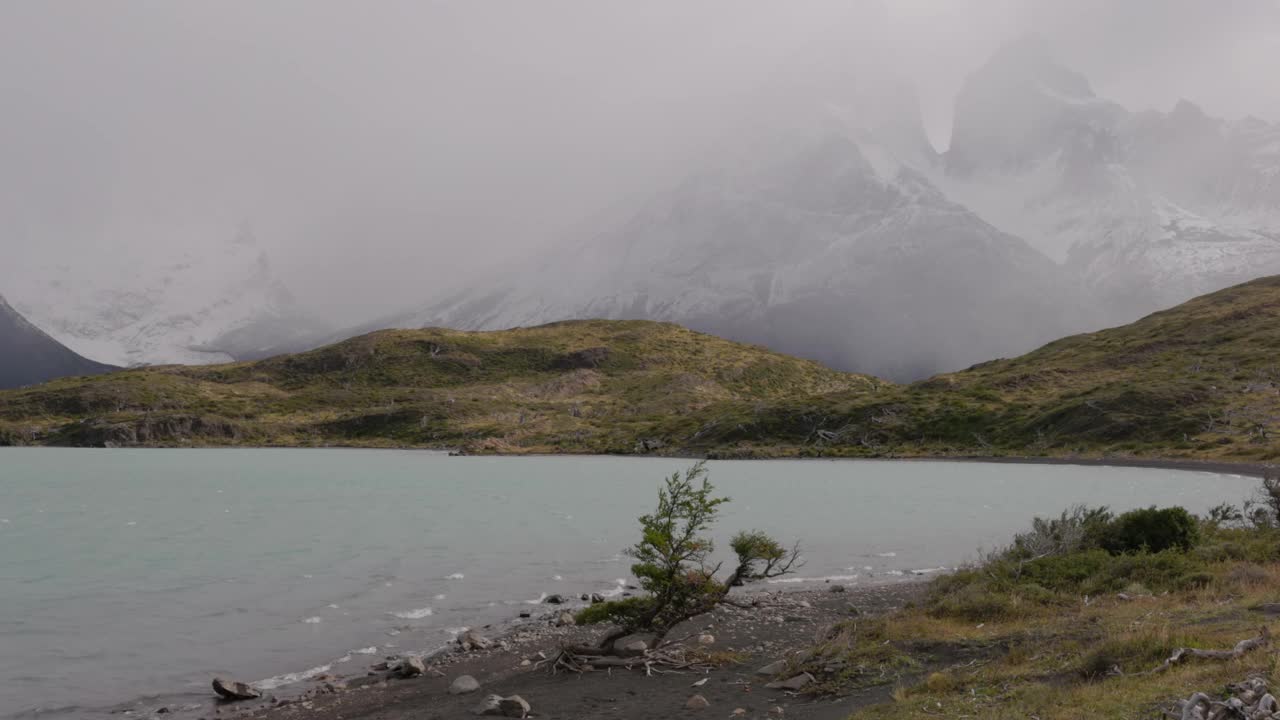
left=842, top=544, right=1280, bottom=718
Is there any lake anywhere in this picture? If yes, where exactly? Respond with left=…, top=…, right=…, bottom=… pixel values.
left=0, top=449, right=1259, bottom=719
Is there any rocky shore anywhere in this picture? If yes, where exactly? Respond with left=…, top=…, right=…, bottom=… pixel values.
left=201, top=582, right=925, bottom=720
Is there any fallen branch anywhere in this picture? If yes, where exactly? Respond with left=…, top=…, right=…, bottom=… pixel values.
left=548, top=645, right=715, bottom=676
left=1142, top=626, right=1270, bottom=676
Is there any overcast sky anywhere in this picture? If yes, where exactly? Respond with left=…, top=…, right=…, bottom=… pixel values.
left=2, top=0, right=1278, bottom=321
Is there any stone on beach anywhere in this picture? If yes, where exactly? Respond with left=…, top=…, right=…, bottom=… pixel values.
left=685, top=694, right=710, bottom=710
left=766, top=673, right=814, bottom=691
left=212, top=677, right=261, bottom=701
left=472, top=694, right=530, bottom=717
left=399, top=656, right=426, bottom=677
left=458, top=630, right=493, bottom=651
left=697, top=633, right=715, bottom=645
left=556, top=611, right=576, bottom=627
left=829, top=584, right=847, bottom=593
left=543, top=594, right=565, bottom=604
left=499, top=695, right=531, bottom=718
left=613, top=633, right=657, bottom=657
left=755, top=659, right=787, bottom=676
left=450, top=675, right=481, bottom=695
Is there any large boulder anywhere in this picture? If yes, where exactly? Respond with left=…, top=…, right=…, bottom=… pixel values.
left=212, top=677, right=260, bottom=701
left=612, top=633, right=658, bottom=657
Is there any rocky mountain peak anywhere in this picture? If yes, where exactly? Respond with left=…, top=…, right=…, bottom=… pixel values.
left=947, top=37, right=1122, bottom=177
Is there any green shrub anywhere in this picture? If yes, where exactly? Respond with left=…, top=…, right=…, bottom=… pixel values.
left=1194, top=541, right=1245, bottom=562
left=1099, top=506, right=1200, bottom=554
left=927, top=581, right=1020, bottom=621
left=1177, top=571, right=1214, bottom=590
left=574, top=596, right=653, bottom=626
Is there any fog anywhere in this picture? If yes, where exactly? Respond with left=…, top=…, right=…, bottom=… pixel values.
left=1, top=1, right=1277, bottom=336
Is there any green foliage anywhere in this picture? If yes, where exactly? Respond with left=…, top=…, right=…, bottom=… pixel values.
left=626, top=461, right=729, bottom=631
left=573, top=597, right=654, bottom=626
left=1098, top=507, right=1200, bottom=554
left=727, top=529, right=801, bottom=586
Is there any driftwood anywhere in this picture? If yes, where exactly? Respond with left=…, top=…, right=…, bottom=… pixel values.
left=540, top=645, right=715, bottom=676
left=1170, top=677, right=1280, bottom=720
left=1143, top=626, right=1270, bottom=676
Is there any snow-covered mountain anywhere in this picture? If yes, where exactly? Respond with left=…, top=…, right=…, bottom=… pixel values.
left=377, top=41, right=1280, bottom=380
left=3, top=231, right=327, bottom=368
left=0, top=293, right=115, bottom=389
left=391, top=89, right=1089, bottom=380
left=940, top=38, right=1280, bottom=320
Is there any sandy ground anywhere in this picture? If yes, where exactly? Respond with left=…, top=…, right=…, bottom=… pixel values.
left=205, top=582, right=926, bottom=720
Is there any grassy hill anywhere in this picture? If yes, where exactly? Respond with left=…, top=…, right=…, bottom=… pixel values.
left=688, top=275, right=1280, bottom=462
left=4, top=277, right=1280, bottom=462
left=0, top=320, right=877, bottom=452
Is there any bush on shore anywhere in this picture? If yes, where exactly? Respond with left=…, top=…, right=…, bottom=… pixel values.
left=926, top=498, right=1278, bottom=622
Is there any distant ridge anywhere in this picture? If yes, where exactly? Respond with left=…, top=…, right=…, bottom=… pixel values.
left=0, top=293, right=116, bottom=389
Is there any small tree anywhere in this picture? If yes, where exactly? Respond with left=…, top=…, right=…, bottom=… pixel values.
left=626, top=461, right=729, bottom=632
left=567, top=462, right=801, bottom=665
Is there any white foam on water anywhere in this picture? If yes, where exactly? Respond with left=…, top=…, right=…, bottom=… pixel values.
left=126, top=521, right=137, bottom=526
left=392, top=607, right=433, bottom=620
left=386, top=629, right=401, bottom=636
left=552, top=575, right=563, bottom=581
left=446, top=573, right=465, bottom=580
left=911, top=568, right=948, bottom=576
left=302, top=616, right=322, bottom=624
left=885, top=570, right=905, bottom=576
left=253, top=663, right=332, bottom=690
left=335, top=654, right=351, bottom=663
left=443, top=626, right=469, bottom=637
left=524, top=592, right=548, bottom=605
left=0, top=519, right=9, bottom=523
left=434, top=594, right=446, bottom=600
left=352, top=646, right=378, bottom=655
left=767, top=574, right=859, bottom=584
left=876, top=552, right=897, bottom=558
left=327, top=604, right=339, bottom=609
left=600, top=578, right=629, bottom=598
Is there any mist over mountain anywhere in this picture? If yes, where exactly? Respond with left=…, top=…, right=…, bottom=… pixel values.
left=379, top=41, right=1278, bottom=380
left=4, top=3, right=1280, bottom=384
left=396, top=84, right=1089, bottom=380
left=0, top=294, right=115, bottom=389
left=1, top=228, right=328, bottom=367
left=940, top=39, right=1280, bottom=322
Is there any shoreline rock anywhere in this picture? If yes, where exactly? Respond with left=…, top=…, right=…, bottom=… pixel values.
left=212, top=677, right=261, bottom=701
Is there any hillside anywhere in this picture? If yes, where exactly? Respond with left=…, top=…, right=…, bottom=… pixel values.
left=0, top=320, right=876, bottom=451
left=4, top=277, right=1280, bottom=462
left=687, top=275, right=1280, bottom=462
left=0, top=294, right=116, bottom=390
